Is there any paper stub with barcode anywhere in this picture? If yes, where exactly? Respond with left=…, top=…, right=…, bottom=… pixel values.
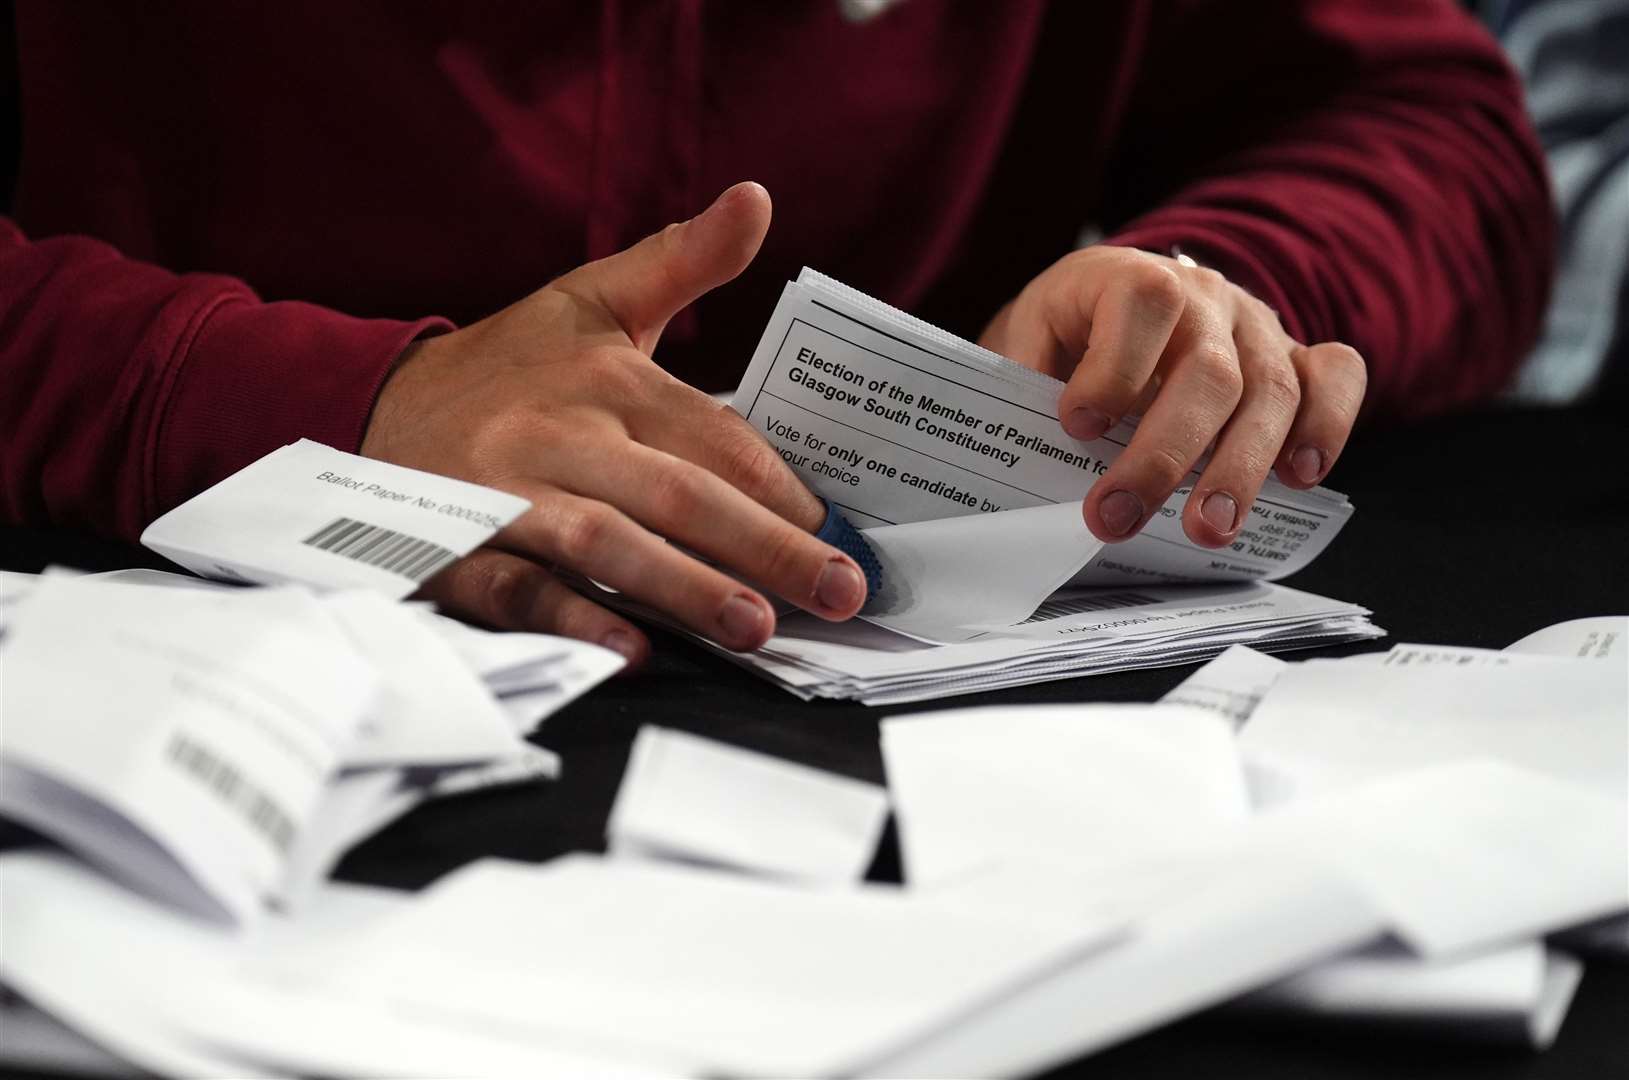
left=0, top=574, right=376, bottom=925
left=732, top=270, right=1354, bottom=610
left=141, top=440, right=530, bottom=599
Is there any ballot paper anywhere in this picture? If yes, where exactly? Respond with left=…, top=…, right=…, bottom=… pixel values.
left=1235, top=941, right=1584, bottom=1049
left=607, top=726, right=889, bottom=885
left=258, top=855, right=1121, bottom=1077
left=1159, top=643, right=1288, bottom=727
left=1247, top=761, right=1629, bottom=957
left=696, top=577, right=1381, bottom=704
left=1507, top=614, right=1627, bottom=661
left=0, top=576, right=376, bottom=924
left=1238, top=655, right=1629, bottom=801
left=320, top=589, right=522, bottom=767
left=419, top=608, right=627, bottom=730
left=0, top=569, right=41, bottom=635
left=603, top=268, right=1378, bottom=699
left=0, top=996, right=143, bottom=1080
left=0, top=569, right=622, bottom=921
left=858, top=500, right=1104, bottom=642
left=881, top=704, right=1250, bottom=888
left=141, top=439, right=529, bottom=598
left=734, top=269, right=1353, bottom=588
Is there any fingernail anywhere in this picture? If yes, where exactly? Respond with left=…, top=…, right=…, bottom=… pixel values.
left=1291, top=446, right=1326, bottom=485
left=813, top=499, right=884, bottom=597
left=600, top=630, right=643, bottom=665
left=1099, top=490, right=1144, bottom=538
left=1064, top=407, right=1112, bottom=441
left=719, top=594, right=768, bottom=647
left=1201, top=491, right=1238, bottom=534
left=816, top=558, right=866, bottom=613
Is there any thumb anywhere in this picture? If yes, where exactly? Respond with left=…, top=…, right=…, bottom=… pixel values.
left=555, top=181, right=772, bottom=353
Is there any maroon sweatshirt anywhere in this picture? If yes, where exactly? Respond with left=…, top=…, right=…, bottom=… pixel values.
left=0, top=1, right=1553, bottom=542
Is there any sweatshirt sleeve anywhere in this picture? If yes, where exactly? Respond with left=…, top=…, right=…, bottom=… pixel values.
left=1101, top=0, right=1555, bottom=419
left=0, top=220, right=450, bottom=541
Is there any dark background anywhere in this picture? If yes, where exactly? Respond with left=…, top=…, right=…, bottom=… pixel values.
left=1, top=2, right=15, bottom=212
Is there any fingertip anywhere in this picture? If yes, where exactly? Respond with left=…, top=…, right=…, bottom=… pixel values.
left=814, top=556, right=867, bottom=620
left=599, top=627, right=651, bottom=671
left=689, top=182, right=771, bottom=286
left=707, top=181, right=772, bottom=242
left=1062, top=405, right=1112, bottom=442
left=718, top=592, right=776, bottom=652
left=1275, top=445, right=1328, bottom=489
left=1084, top=487, right=1146, bottom=543
left=721, top=180, right=771, bottom=213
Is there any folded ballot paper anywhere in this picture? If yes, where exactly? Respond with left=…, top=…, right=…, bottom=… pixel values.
left=607, top=726, right=890, bottom=886
left=141, top=438, right=532, bottom=597
left=616, top=269, right=1381, bottom=701
left=0, top=546, right=621, bottom=923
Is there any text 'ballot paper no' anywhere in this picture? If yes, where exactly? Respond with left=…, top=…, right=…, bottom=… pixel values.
left=607, top=726, right=889, bottom=885
left=141, top=439, right=529, bottom=598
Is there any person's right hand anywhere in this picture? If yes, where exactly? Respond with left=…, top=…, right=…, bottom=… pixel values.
left=360, top=182, right=868, bottom=666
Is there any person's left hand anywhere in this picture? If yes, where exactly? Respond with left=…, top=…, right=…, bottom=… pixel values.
left=979, top=246, right=1366, bottom=548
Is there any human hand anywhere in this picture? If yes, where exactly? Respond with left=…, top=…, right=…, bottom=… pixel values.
left=360, top=182, right=868, bottom=665
left=979, top=246, right=1366, bottom=547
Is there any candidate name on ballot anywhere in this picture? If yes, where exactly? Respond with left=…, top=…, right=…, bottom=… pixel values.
left=731, top=270, right=1352, bottom=587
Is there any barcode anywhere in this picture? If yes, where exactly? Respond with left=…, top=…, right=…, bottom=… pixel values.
left=302, top=517, right=458, bottom=581
left=165, top=732, right=297, bottom=855
left=1022, top=590, right=1163, bottom=623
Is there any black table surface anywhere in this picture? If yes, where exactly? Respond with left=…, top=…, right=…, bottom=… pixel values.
left=2, top=403, right=1626, bottom=1079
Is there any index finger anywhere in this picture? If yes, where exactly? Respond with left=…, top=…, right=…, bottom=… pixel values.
left=1056, top=257, right=1186, bottom=441
left=633, top=379, right=828, bottom=533
left=559, top=443, right=868, bottom=621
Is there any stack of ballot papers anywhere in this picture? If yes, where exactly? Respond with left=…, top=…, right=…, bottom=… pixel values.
left=606, top=269, right=1382, bottom=702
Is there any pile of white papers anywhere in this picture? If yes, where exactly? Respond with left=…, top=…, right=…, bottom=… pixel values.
left=0, top=849, right=1119, bottom=1078
left=1, top=616, right=1621, bottom=1076
left=868, top=616, right=1626, bottom=1071
left=0, top=441, right=624, bottom=924
left=609, top=270, right=1381, bottom=701
left=0, top=569, right=621, bottom=923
